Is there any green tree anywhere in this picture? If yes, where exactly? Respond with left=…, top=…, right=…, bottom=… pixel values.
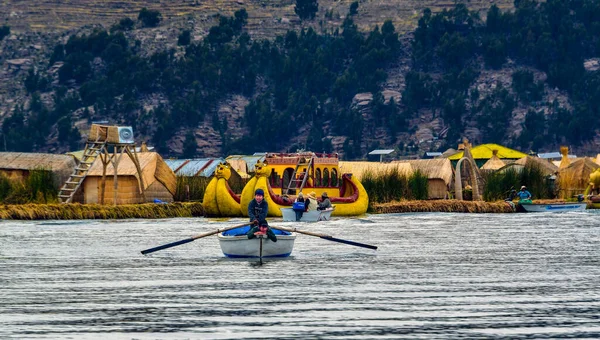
left=182, top=130, right=198, bottom=158
left=295, top=0, right=319, bottom=20
left=178, top=30, right=191, bottom=46
left=0, top=25, right=10, bottom=41
left=349, top=2, right=359, bottom=16
left=138, top=8, right=162, bottom=27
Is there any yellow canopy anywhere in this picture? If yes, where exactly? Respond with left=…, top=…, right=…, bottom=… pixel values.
left=448, top=143, right=527, bottom=160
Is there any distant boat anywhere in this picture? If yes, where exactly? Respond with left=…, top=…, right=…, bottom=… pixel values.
left=280, top=207, right=334, bottom=222
left=519, top=202, right=587, bottom=212
left=217, top=226, right=296, bottom=258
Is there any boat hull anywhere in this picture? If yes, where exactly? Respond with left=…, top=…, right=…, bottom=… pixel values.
left=217, top=233, right=296, bottom=258
left=520, top=203, right=587, bottom=212
left=280, top=208, right=334, bottom=222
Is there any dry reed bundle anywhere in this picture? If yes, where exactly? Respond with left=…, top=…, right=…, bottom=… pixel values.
left=372, top=199, right=515, bottom=214
left=0, top=202, right=204, bottom=220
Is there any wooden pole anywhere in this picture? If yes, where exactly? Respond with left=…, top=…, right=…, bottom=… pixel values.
left=99, top=148, right=112, bottom=205
left=111, top=145, right=126, bottom=206
left=126, top=145, right=146, bottom=202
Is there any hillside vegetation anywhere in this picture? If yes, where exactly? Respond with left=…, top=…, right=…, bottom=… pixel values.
left=1, top=0, right=600, bottom=158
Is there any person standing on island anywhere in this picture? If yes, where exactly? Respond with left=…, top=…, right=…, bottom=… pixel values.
left=247, top=188, right=277, bottom=242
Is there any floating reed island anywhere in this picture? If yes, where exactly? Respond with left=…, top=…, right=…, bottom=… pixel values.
left=372, top=200, right=515, bottom=214
left=0, top=202, right=204, bottom=220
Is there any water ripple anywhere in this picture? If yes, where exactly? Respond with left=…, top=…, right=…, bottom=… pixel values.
left=1, top=212, right=600, bottom=339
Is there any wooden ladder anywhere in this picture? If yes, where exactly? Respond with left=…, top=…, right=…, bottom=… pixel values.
left=283, top=156, right=314, bottom=195
left=58, top=140, right=107, bottom=203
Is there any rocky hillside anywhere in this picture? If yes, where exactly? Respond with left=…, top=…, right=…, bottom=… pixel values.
left=2, top=0, right=599, bottom=158
left=2, top=0, right=514, bottom=34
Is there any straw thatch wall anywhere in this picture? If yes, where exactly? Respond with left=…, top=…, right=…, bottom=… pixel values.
left=0, top=152, right=76, bottom=187
left=82, top=152, right=176, bottom=204
left=338, top=161, right=413, bottom=180
left=557, top=158, right=600, bottom=199
left=395, top=159, right=454, bottom=199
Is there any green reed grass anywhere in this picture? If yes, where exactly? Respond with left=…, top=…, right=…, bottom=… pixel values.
left=483, top=164, right=553, bottom=201
left=0, top=173, right=11, bottom=201
left=362, top=168, right=429, bottom=205
left=0, top=168, right=58, bottom=204
left=174, top=175, right=211, bottom=201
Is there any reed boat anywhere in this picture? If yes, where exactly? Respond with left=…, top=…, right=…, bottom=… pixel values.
left=203, top=162, right=242, bottom=216
left=218, top=226, right=296, bottom=258
left=280, top=207, right=334, bottom=222
left=240, top=152, right=369, bottom=217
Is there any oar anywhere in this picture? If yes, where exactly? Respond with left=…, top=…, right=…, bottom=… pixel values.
left=270, top=226, right=377, bottom=250
left=141, top=223, right=250, bottom=255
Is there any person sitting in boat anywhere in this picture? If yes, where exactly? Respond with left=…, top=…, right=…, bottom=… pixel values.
left=317, top=192, right=333, bottom=211
left=293, top=192, right=308, bottom=221
left=306, top=192, right=318, bottom=212
left=247, top=188, right=277, bottom=242
left=517, top=186, right=532, bottom=202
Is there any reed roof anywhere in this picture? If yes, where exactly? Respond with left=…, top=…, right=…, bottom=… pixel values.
left=87, top=152, right=176, bottom=195
left=512, top=156, right=558, bottom=176
left=394, top=159, right=453, bottom=184
left=0, top=152, right=76, bottom=171
left=338, top=161, right=413, bottom=180
left=481, top=151, right=506, bottom=170
left=448, top=143, right=527, bottom=160
left=558, top=157, right=600, bottom=177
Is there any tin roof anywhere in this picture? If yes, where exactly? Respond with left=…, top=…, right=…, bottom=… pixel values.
left=368, top=149, right=395, bottom=155
left=165, top=158, right=224, bottom=177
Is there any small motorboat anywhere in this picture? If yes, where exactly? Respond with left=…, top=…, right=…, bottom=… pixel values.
left=519, top=202, right=587, bottom=212
left=280, top=207, right=334, bottom=222
left=217, top=226, right=296, bottom=258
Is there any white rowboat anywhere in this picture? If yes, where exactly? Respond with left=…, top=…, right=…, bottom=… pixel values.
left=520, top=203, right=587, bottom=212
left=280, top=207, right=334, bottom=222
left=217, top=232, right=296, bottom=258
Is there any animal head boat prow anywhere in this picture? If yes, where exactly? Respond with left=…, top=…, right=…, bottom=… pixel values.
left=215, top=162, right=232, bottom=180
left=254, top=161, right=270, bottom=177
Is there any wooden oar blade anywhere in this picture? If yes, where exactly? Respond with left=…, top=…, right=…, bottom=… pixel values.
left=141, top=237, right=194, bottom=255
left=141, top=223, right=251, bottom=255
left=270, top=226, right=377, bottom=250
left=321, top=236, right=378, bottom=250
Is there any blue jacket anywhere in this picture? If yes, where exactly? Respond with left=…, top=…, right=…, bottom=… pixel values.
left=517, top=190, right=532, bottom=200
left=248, top=199, right=269, bottom=225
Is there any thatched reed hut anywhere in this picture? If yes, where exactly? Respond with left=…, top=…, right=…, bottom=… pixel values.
left=338, top=161, right=413, bottom=180
left=498, top=156, right=559, bottom=177
left=0, top=152, right=76, bottom=187
left=481, top=149, right=506, bottom=171
left=395, top=159, right=454, bottom=199
left=81, top=152, right=176, bottom=204
left=448, top=143, right=527, bottom=168
left=557, top=158, right=600, bottom=199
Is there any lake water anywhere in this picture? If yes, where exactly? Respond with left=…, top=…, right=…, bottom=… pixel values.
left=1, top=212, right=600, bottom=339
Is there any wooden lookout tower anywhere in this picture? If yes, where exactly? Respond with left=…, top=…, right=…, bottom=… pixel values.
left=59, top=124, right=145, bottom=204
